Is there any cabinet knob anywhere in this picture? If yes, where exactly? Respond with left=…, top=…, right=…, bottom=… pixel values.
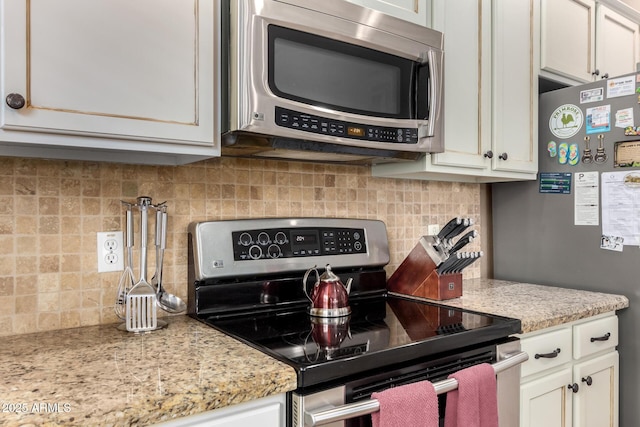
left=498, top=152, right=508, bottom=161
left=534, top=348, right=561, bottom=359
left=581, top=376, right=593, bottom=386
left=483, top=150, right=494, bottom=159
left=567, top=383, right=579, bottom=393
left=601, top=73, right=609, bottom=79
left=5, top=93, right=26, bottom=109
left=592, top=69, right=600, bottom=77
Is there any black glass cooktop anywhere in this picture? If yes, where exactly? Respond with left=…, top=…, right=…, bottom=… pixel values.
left=203, top=294, right=520, bottom=389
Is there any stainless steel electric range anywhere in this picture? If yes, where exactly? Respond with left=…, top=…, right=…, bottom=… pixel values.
left=188, top=218, right=523, bottom=427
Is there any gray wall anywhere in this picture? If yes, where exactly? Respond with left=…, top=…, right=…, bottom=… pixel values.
left=492, top=180, right=639, bottom=427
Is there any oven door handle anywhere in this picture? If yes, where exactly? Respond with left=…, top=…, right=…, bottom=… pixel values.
left=303, top=350, right=529, bottom=427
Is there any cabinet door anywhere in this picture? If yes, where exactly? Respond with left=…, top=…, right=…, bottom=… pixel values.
left=428, top=0, right=492, bottom=171
left=540, top=0, right=596, bottom=83
left=492, top=0, right=538, bottom=175
left=352, top=0, right=427, bottom=26
left=1, top=0, right=215, bottom=146
left=596, top=4, right=640, bottom=80
left=521, top=367, right=573, bottom=427
left=155, top=394, right=285, bottom=427
left=573, top=351, right=619, bottom=427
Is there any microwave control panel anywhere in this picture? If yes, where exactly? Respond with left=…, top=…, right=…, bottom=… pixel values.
left=232, top=227, right=367, bottom=261
left=275, top=106, right=418, bottom=144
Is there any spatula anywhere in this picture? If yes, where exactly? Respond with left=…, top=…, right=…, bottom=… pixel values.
left=126, top=197, right=157, bottom=332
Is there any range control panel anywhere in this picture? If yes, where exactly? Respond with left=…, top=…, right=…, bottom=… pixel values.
left=275, top=106, right=418, bottom=144
left=232, top=227, right=367, bottom=261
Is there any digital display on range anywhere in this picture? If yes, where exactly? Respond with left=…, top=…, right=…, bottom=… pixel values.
left=291, top=230, right=319, bottom=248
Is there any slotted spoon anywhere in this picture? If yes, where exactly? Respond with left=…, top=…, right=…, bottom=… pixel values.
left=126, top=197, right=157, bottom=332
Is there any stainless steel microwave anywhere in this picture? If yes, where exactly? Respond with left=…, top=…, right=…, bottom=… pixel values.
left=220, top=0, right=445, bottom=164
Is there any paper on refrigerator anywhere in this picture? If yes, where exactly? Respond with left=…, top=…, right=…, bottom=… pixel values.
left=601, top=171, right=640, bottom=245
left=575, top=172, right=599, bottom=226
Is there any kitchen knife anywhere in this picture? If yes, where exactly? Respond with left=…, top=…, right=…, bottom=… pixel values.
left=450, top=252, right=471, bottom=274
left=449, top=230, right=478, bottom=253
left=436, top=252, right=461, bottom=275
left=455, top=251, right=483, bottom=273
left=437, top=217, right=462, bottom=241
left=441, top=252, right=467, bottom=275
left=443, top=218, right=474, bottom=241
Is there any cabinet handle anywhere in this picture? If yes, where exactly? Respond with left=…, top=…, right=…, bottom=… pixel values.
left=498, top=153, right=508, bottom=161
left=5, top=93, right=26, bottom=109
left=483, top=150, right=494, bottom=159
left=601, top=73, right=609, bottom=79
left=567, top=383, right=579, bottom=393
left=592, top=69, right=600, bottom=77
left=534, top=348, right=561, bottom=359
left=582, top=376, right=593, bottom=386
left=590, top=332, right=611, bottom=342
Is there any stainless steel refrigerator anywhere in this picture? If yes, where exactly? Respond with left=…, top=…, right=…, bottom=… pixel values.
left=492, top=73, right=640, bottom=427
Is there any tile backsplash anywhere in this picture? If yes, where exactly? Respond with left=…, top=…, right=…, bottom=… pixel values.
left=0, top=156, right=482, bottom=336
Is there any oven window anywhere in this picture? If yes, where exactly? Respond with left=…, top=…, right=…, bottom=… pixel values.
left=268, top=25, right=417, bottom=119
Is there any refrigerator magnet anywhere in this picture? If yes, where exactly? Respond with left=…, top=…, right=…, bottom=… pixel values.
left=586, top=105, right=611, bottom=134
left=569, top=143, right=579, bottom=165
left=558, top=142, right=569, bottom=164
left=548, top=141, right=557, bottom=157
left=549, top=104, right=583, bottom=139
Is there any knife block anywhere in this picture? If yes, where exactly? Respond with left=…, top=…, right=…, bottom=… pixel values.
left=387, top=236, right=463, bottom=300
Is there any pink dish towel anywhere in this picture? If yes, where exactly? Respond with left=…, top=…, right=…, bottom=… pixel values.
left=444, top=363, right=499, bottom=427
left=371, top=380, right=439, bottom=427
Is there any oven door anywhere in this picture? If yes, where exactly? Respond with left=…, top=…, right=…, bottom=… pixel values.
left=224, top=0, right=444, bottom=154
left=292, top=340, right=525, bottom=427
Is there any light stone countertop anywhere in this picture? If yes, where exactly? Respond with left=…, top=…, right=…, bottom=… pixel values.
left=0, top=280, right=630, bottom=426
left=417, top=278, right=630, bottom=333
left=0, top=316, right=297, bottom=427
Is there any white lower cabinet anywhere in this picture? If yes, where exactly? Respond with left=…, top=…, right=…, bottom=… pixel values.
left=521, top=367, right=573, bottom=427
left=573, top=352, right=619, bottom=427
left=519, top=313, right=619, bottom=427
left=153, top=393, right=285, bottom=427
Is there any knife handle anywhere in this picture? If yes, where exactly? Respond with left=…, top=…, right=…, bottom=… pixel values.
left=437, top=217, right=462, bottom=240
left=443, top=218, right=474, bottom=241
left=450, top=232, right=476, bottom=254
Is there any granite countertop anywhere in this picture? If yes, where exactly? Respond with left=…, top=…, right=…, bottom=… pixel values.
left=426, top=278, right=630, bottom=333
left=0, top=280, right=630, bottom=426
left=0, top=316, right=297, bottom=427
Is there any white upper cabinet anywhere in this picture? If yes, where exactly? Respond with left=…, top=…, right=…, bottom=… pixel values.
left=373, top=0, right=538, bottom=183
left=0, top=0, right=219, bottom=165
left=596, top=4, right=640, bottom=79
left=540, top=0, right=596, bottom=83
left=540, top=0, right=640, bottom=85
left=348, top=0, right=428, bottom=26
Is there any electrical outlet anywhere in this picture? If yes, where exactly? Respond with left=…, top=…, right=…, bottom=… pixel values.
left=427, top=224, right=440, bottom=235
left=97, top=231, right=124, bottom=273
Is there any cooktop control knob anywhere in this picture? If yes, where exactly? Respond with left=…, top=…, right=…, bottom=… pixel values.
left=274, top=231, right=288, bottom=245
left=257, top=232, right=270, bottom=245
left=249, top=245, right=263, bottom=259
left=267, top=244, right=282, bottom=259
left=239, top=232, right=253, bottom=246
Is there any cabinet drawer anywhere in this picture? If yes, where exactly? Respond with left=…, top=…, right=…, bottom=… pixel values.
left=573, top=315, right=618, bottom=359
left=521, top=328, right=572, bottom=377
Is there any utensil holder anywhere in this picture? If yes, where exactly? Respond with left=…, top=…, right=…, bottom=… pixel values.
left=116, top=196, right=169, bottom=333
left=387, top=235, right=463, bottom=300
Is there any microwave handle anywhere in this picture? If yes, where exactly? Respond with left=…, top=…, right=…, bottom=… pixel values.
left=419, top=49, right=443, bottom=139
